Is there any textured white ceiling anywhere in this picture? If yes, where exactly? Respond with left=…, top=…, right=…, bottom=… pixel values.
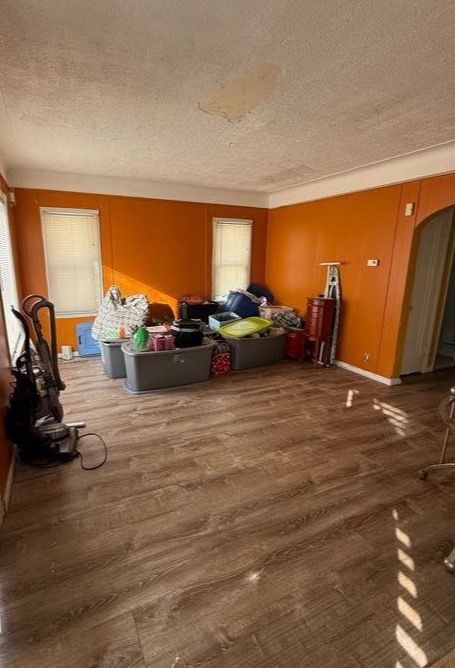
left=0, top=0, right=454, bottom=193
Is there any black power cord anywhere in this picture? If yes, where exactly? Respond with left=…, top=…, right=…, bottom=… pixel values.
left=16, top=429, right=108, bottom=470
left=75, top=432, right=108, bottom=470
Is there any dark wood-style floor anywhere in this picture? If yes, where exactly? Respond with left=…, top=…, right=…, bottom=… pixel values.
left=1, top=358, right=455, bottom=667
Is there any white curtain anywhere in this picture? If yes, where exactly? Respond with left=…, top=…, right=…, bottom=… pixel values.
left=212, top=219, right=252, bottom=299
left=0, top=196, right=21, bottom=359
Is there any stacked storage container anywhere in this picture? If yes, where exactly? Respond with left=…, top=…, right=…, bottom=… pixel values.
left=122, top=339, right=215, bottom=392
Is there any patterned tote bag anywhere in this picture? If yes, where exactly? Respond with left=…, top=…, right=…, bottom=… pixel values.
left=91, top=286, right=149, bottom=340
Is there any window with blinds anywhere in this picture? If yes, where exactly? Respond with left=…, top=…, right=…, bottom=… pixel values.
left=40, top=208, right=103, bottom=316
left=0, top=195, right=21, bottom=360
left=212, top=218, right=253, bottom=299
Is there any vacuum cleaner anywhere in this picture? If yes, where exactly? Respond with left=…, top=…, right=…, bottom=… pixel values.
left=6, top=295, right=83, bottom=464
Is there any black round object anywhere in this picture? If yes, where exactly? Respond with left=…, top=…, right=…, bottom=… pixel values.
left=171, top=319, right=203, bottom=348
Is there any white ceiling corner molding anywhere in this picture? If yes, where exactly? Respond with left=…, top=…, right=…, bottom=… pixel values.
left=9, top=169, right=269, bottom=209
left=268, top=142, right=455, bottom=209
left=9, top=142, right=455, bottom=210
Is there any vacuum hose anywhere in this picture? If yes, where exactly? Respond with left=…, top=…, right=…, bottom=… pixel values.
left=21, top=294, right=66, bottom=392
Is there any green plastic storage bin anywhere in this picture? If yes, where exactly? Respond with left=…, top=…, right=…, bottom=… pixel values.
left=218, top=316, right=272, bottom=339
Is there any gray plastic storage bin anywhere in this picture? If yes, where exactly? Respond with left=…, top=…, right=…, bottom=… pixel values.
left=122, top=339, right=215, bottom=393
left=100, top=339, right=128, bottom=378
left=223, top=333, right=286, bottom=370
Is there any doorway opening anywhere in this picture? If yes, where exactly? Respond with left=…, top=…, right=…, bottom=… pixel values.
left=400, top=206, right=455, bottom=376
left=436, top=246, right=455, bottom=370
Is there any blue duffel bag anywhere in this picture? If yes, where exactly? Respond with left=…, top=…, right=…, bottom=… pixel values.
left=222, top=290, right=260, bottom=318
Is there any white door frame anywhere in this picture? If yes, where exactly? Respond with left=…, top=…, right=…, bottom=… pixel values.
left=400, top=208, right=454, bottom=375
left=428, top=218, right=455, bottom=370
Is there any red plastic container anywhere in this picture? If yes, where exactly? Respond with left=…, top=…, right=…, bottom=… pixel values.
left=285, top=329, right=306, bottom=360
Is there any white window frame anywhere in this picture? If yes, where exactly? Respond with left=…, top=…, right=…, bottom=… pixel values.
left=40, top=207, right=103, bottom=318
left=0, top=190, right=22, bottom=361
left=212, top=218, right=253, bottom=300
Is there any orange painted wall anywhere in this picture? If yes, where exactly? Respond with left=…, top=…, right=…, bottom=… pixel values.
left=266, top=185, right=402, bottom=374
left=13, top=172, right=455, bottom=376
left=0, top=172, right=14, bottom=495
left=13, top=189, right=268, bottom=348
left=266, top=172, right=455, bottom=379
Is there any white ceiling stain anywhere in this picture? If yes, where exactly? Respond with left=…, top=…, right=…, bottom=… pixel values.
left=258, top=162, right=315, bottom=187
left=0, top=0, right=454, bottom=192
left=198, top=63, right=281, bottom=123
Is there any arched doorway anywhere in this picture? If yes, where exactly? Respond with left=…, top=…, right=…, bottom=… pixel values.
left=400, top=205, right=455, bottom=376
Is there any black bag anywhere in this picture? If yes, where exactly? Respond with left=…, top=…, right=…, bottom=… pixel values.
left=171, top=320, right=203, bottom=348
left=178, top=301, right=219, bottom=322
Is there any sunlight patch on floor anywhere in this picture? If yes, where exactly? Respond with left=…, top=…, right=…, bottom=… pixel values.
left=345, top=389, right=359, bottom=407
left=396, top=625, right=427, bottom=667
left=373, top=399, right=409, bottom=436
left=398, top=596, right=423, bottom=631
left=398, top=547, right=415, bottom=572
left=396, top=526, right=412, bottom=548
left=393, top=509, right=428, bottom=667
left=398, top=571, right=417, bottom=598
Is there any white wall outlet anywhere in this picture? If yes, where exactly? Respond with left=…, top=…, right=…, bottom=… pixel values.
left=404, top=202, right=415, bottom=216
left=363, top=352, right=371, bottom=361
left=367, top=258, right=380, bottom=267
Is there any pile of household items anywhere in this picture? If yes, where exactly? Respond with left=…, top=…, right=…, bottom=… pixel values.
left=91, top=284, right=315, bottom=394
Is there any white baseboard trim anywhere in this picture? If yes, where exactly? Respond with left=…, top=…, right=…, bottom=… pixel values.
left=335, top=360, right=402, bottom=386
left=57, top=351, right=80, bottom=359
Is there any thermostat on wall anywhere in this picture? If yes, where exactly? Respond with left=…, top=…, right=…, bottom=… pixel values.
left=367, top=259, right=380, bottom=267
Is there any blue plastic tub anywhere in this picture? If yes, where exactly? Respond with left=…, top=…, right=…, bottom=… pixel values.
left=77, top=323, right=101, bottom=356
left=208, top=312, right=240, bottom=330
